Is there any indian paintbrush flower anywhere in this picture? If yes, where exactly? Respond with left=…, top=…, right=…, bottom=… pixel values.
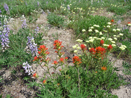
left=100, top=40, right=104, bottom=45
left=72, top=56, right=82, bottom=66
left=101, top=66, right=107, bottom=71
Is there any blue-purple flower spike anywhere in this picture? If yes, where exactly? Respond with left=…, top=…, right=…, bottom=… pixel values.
left=0, top=25, right=10, bottom=51
left=0, top=9, right=2, bottom=14
left=4, top=3, right=9, bottom=12
left=35, top=27, right=39, bottom=35
left=22, top=19, right=27, bottom=28
left=27, top=36, right=38, bottom=56
left=23, top=61, right=34, bottom=75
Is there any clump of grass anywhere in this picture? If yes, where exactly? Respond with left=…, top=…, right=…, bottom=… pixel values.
left=107, top=6, right=127, bottom=15
left=122, top=62, right=131, bottom=75
left=68, top=15, right=109, bottom=40
left=47, top=13, right=65, bottom=28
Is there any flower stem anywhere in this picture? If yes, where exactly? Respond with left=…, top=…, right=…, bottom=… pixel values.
left=77, top=67, right=80, bottom=91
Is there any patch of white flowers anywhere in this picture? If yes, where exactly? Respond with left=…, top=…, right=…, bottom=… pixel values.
left=119, top=45, right=127, bottom=50
left=88, top=29, right=92, bottom=32
left=107, top=22, right=111, bottom=25
left=76, top=39, right=83, bottom=43
left=82, top=29, right=86, bottom=32
left=107, top=25, right=110, bottom=28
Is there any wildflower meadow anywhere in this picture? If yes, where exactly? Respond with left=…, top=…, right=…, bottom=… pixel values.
left=0, top=0, right=131, bottom=97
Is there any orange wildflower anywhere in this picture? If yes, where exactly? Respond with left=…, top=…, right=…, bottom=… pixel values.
left=53, top=40, right=64, bottom=50
left=107, top=45, right=113, bottom=51
left=38, top=45, right=48, bottom=51
left=57, top=83, right=60, bottom=86
left=80, top=44, right=87, bottom=51
left=89, top=48, right=96, bottom=54
left=101, top=66, right=107, bottom=71
left=111, top=19, right=114, bottom=22
left=59, top=69, right=62, bottom=71
left=33, top=73, right=38, bottom=78
left=52, top=61, right=58, bottom=65
left=59, top=57, right=64, bottom=63
left=100, top=40, right=104, bottom=45
left=33, top=56, right=39, bottom=61
left=65, top=57, right=68, bottom=60
left=72, top=56, right=82, bottom=65
left=43, top=80, right=47, bottom=84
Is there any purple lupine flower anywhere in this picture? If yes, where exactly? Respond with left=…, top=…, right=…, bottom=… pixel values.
left=4, top=3, right=9, bottom=12
left=117, top=20, right=121, bottom=25
left=124, top=0, right=126, bottom=2
left=122, top=25, right=128, bottom=31
left=0, top=9, right=2, bottom=14
left=23, top=61, right=34, bottom=75
left=0, top=25, right=10, bottom=51
left=35, top=27, right=39, bottom=35
left=46, top=1, right=48, bottom=4
left=67, top=5, right=70, bottom=10
left=25, top=2, right=27, bottom=5
left=98, top=0, right=99, bottom=3
left=42, top=11, right=45, bottom=14
left=27, top=36, right=38, bottom=56
left=37, top=1, right=39, bottom=6
left=0, top=21, right=2, bottom=26
left=22, top=19, right=27, bottom=28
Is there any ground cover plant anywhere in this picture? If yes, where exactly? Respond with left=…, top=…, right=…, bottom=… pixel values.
left=0, top=0, right=131, bottom=97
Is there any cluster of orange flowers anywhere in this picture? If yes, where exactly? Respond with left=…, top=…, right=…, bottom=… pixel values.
left=32, top=40, right=109, bottom=80
left=89, top=40, right=113, bottom=59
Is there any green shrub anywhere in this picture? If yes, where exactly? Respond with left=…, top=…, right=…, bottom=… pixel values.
left=47, top=13, right=64, bottom=28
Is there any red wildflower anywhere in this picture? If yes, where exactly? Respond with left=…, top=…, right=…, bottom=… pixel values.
left=111, top=19, right=114, bottom=22
left=33, top=56, right=39, bottom=61
left=38, top=45, right=48, bottom=51
left=72, top=56, right=82, bottom=65
left=52, top=61, right=58, bottom=65
left=38, top=51, right=41, bottom=55
left=95, top=46, right=102, bottom=53
left=65, top=57, right=68, bottom=60
left=43, top=80, right=46, bottom=84
left=80, top=44, right=87, bottom=51
left=46, top=57, right=51, bottom=63
left=89, top=48, right=96, bottom=54
left=101, top=66, right=107, bottom=71
left=45, top=51, right=50, bottom=55
left=100, top=40, right=104, bottom=45
left=59, top=57, right=64, bottom=63
left=33, top=73, right=38, bottom=78
left=53, top=40, right=64, bottom=50
left=95, top=47, right=106, bottom=54
left=128, top=22, right=131, bottom=24
left=107, top=45, right=113, bottom=51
